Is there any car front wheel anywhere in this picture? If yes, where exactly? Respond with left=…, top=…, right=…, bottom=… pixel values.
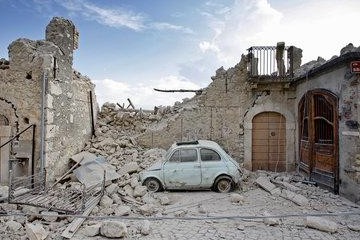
left=144, top=178, right=162, bottom=192
left=214, top=176, right=233, bottom=193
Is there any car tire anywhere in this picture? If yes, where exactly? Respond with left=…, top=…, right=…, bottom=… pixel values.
left=144, top=178, right=162, bottom=192
left=214, top=176, right=233, bottom=193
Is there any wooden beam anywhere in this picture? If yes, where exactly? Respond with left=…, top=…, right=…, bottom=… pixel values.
left=154, top=88, right=202, bottom=94
left=61, top=196, right=101, bottom=239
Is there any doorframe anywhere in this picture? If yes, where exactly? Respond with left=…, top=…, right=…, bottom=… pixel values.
left=244, top=102, right=296, bottom=171
left=298, top=89, right=339, bottom=193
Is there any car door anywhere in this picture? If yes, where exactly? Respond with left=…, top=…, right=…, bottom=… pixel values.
left=200, top=148, right=226, bottom=187
left=163, top=148, right=202, bottom=189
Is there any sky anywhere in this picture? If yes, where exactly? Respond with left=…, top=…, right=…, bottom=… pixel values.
left=0, top=0, right=359, bottom=109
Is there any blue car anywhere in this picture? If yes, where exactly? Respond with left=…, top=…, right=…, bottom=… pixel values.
left=139, top=140, right=242, bottom=193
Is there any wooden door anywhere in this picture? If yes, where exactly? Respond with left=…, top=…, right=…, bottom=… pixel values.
left=299, top=90, right=339, bottom=193
left=252, top=112, right=286, bottom=172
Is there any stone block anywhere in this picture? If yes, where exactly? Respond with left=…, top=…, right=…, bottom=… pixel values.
left=25, top=223, right=48, bottom=240
left=100, top=221, right=127, bottom=238
left=255, top=176, right=276, bottom=192
left=305, top=216, right=338, bottom=233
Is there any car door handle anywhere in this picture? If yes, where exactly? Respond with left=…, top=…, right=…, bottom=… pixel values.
left=194, top=164, right=200, bottom=168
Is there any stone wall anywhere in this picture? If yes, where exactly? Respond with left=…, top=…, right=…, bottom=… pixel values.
left=0, top=17, right=96, bottom=181
left=137, top=56, right=297, bottom=169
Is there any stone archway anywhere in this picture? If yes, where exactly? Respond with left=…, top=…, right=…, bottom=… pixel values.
left=243, top=102, right=295, bottom=171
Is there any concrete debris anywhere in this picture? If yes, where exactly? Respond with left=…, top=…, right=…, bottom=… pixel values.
left=270, top=187, right=281, bottom=196
left=73, top=156, right=120, bottom=188
left=25, top=223, right=48, bottom=240
left=305, top=216, right=338, bottom=233
left=21, top=205, right=40, bottom=222
left=263, top=211, right=280, bottom=226
left=159, top=195, right=171, bottom=205
left=100, top=195, right=114, bottom=208
left=70, top=151, right=97, bottom=164
left=133, top=185, right=148, bottom=197
left=115, top=205, right=132, bottom=216
left=198, top=204, right=208, bottom=214
left=40, top=211, right=58, bottom=222
left=255, top=176, right=277, bottom=193
left=347, top=224, right=360, bottom=232
left=6, top=220, right=22, bottom=231
left=140, top=220, right=151, bottom=235
left=120, top=162, right=140, bottom=175
left=100, top=220, right=127, bottom=238
left=139, top=204, right=157, bottom=216
left=281, top=189, right=309, bottom=206
left=230, top=193, right=244, bottom=204
left=83, top=223, right=100, bottom=237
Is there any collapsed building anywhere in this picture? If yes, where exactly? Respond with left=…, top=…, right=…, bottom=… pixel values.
left=0, top=17, right=359, bottom=205
left=0, top=17, right=96, bottom=182
left=137, top=43, right=360, bottom=202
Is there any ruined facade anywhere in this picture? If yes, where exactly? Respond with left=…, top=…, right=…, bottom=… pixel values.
left=0, top=17, right=96, bottom=181
left=138, top=44, right=360, bottom=202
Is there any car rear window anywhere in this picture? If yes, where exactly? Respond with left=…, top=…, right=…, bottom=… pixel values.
left=200, top=148, right=221, bottom=161
left=169, top=149, right=197, bottom=162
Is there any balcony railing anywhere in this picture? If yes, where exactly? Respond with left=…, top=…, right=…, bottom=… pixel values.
left=247, top=44, right=297, bottom=81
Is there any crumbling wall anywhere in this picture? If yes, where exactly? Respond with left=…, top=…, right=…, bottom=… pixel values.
left=137, top=56, right=296, bottom=166
left=43, top=17, right=96, bottom=180
left=0, top=17, right=96, bottom=181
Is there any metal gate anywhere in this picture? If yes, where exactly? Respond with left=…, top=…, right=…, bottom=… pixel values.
left=252, top=112, right=286, bottom=172
left=299, top=89, right=339, bottom=193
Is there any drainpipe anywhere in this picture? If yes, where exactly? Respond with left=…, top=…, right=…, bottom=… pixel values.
left=40, top=71, right=47, bottom=175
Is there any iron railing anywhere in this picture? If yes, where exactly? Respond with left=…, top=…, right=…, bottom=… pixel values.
left=247, top=45, right=295, bottom=80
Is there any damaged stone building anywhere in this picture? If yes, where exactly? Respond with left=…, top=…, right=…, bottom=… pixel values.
left=1, top=16, right=359, bottom=205
left=137, top=43, right=360, bottom=202
left=0, top=17, right=96, bottom=182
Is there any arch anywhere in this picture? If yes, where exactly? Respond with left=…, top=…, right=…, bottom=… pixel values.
left=243, top=101, right=295, bottom=171
left=298, top=88, right=339, bottom=193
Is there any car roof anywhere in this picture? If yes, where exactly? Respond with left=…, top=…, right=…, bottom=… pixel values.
left=171, top=140, right=222, bottom=151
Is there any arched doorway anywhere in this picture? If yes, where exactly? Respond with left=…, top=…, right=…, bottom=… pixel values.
left=252, top=112, right=286, bottom=172
left=299, top=89, right=339, bottom=193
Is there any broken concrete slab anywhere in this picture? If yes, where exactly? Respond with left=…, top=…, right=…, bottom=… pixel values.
left=25, top=223, right=48, bottom=240
left=73, top=156, right=120, bottom=188
left=70, top=151, right=97, bottom=164
left=281, top=189, right=309, bottom=206
left=305, top=216, right=338, bottom=233
left=100, top=221, right=127, bottom=238
left=255, top=176, right=276, bottom=193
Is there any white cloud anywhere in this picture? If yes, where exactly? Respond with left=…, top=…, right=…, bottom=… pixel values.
left=94, top=76, right=201, bottom=109
left=200, top=0, right=360, bottom=66
left=150, top=22, right=194, bottom=34
left=55, top=0, right=192, bottom=33
left=199, top=41, right=219, bottom=53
